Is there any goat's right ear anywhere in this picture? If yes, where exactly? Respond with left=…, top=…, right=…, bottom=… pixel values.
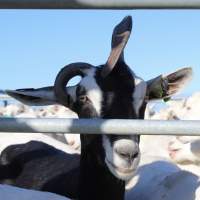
left=6, top=87, right=58, bottom=106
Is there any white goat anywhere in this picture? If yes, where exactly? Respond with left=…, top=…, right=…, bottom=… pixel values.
left=125, top=146, right=200, bottom=200
left=125, top=97, right=200, bottom=199
left=0, top=184, right=69, bottom=200
left=126, top=162, right=200, bottom=200
left=143, top=91, right=200, bottom=177
left=168, top=136, right=200, bottom=176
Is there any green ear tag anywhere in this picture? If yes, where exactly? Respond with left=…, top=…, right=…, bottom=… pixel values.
left=163, top=97, right=171, bottom=102
left=152, top=83, right=163, bottom=99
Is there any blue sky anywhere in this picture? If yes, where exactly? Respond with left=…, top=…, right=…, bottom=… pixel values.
left=0, top=10, right=199, bottom=96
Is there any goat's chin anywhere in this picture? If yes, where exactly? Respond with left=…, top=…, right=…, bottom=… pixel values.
left=105, top=157, right=140, bottom=181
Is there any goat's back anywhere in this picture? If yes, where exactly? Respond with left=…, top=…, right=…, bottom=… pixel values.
left=0, top=141, right=80, bottom=198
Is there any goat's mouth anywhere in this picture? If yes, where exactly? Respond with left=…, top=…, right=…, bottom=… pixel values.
left=168, top=143, right=181, bottom=159
left=169, top=149, right=180, bottom=159
left=106, top=159, right=134, bottom=174
left=105, top=158, right=137, bottom=180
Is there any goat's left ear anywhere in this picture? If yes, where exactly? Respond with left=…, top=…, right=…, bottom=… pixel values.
left=101, top=16, right=132, bottom=77
left=146, top=67, right=193, bottom=101
left=5, top=87, right=58, bottom=106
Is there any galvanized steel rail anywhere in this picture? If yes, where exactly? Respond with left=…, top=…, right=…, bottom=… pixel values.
left=0, top=118, right=200, bottom=136
left=0, top=0, right=200, bottom=9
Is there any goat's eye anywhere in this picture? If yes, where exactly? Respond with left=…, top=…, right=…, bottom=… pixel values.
left=78, top=95, right=88, bottom=103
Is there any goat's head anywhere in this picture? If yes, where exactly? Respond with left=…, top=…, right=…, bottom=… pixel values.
left=6, top=16, right=192, bottom=180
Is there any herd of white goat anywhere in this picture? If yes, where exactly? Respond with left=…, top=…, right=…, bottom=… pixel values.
left=0, top=92, right=200, bottom=199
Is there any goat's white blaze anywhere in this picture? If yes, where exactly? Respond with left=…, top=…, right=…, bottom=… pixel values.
left=103, top=135, right=140, bottom=180
left=132, top=75, right=147, bottom=116
left=80, top=68, right=103, bottom=115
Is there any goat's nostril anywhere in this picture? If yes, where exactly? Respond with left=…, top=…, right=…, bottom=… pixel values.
left=117, top=151, right=127, bottom=159
left=117, top=151, right=127, bottom=158
left=131, top=152, right=139, bottom=159
left=78, top=95, right=88, bottom=103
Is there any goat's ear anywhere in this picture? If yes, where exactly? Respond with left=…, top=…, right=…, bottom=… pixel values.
left=6, top=87, right=58, bottom=106
left=146, top=67, right=193, bottom=101
left=101, top=16, right=132, bottom=77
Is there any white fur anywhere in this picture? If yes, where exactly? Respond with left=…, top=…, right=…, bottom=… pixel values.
left=125, top=154, right=200, bottom=200
left=103, top=135, right=140, bottom=180
left=139, top=134, right=200, bottom=176
left=124, top=130, right=200, bottom=199
left=80, top=68, right=103, bottom=115
left=145, top=90, right=200, bottom=177
left=64, top=134, right=80, bottom=150
left=168, top=136, right=200, bottom=173
left=133, top=76, right=147, bottom=116
left=0, top=184, right=69, bottom=200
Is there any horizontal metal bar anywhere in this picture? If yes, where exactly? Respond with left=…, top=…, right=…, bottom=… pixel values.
left=0, top=118, right=200, bottom=136
left=0, top=0, right=200, bottom=9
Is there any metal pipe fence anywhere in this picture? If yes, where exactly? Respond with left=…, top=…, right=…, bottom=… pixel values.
left=0, top=0, right=200, bottom=9
left=0, top=118, right=200, bottom=136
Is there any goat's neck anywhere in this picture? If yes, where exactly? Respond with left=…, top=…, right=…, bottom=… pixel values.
left=78, top=140, right=125, bottom=200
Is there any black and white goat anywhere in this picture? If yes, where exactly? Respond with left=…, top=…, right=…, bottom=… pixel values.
left=0, top=16, right=192, bottom=200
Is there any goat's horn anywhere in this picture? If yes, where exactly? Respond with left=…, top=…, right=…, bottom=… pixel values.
left=101, top=16, right=132, bottom=78
left=54, top=63, right=92, bottom=108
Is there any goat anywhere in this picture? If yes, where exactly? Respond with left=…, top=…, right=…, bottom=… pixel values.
left=135, top=89, right=200, bottom=171
left=168, top=136, right=200, bottom=175
left=1, top=16, right=192, bottom=200
left=0, top=132, right=78, bottom=155
left=0, top=184, right=69, bottom=200
left=124, top=133, right=200, bottom=199
left=125, top=154, right=200, bottom=200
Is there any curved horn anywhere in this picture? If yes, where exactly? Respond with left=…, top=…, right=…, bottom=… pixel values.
left=54, top=63, right=92, bottom=108
left=101, top=16, right=132, bottom=77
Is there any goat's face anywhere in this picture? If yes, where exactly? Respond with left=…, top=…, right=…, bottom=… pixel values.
left=99, top=68, right=145, bottom=180
left=168, top=136, right=200, bottom=164
left=6, top=16, right=193, bottom=181
left=56, top=63, right=145, bottom=180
